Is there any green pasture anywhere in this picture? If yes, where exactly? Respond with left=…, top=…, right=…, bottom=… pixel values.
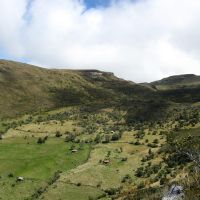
left=0, top=137, right=90, bottom=200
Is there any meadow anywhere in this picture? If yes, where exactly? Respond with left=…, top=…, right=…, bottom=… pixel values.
left=0, top=137, right=91, bottom=200
left=0, top=105, right=199, bottom=199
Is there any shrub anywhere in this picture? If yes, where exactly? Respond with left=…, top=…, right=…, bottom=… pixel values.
left=105, top=188, right=119, bottom=195
left=77, top=182, right=81, bottom=186
left=153, top=139, right=159, bottom=144
left=111, top=133, right=120, bottom=141
left=8, top=173, right=14, bottom=178
left=121, top=174, right=132, bottom=183
left=134, top=140, right=141, bottom=145
left=147, top=143, right=158, bottom=148
left=94, top=134, right=101, bottom=143
left=160, top=177, right=167, bottom=185
left=55, top=131, right=62, bottom=137
left=137, top=182, right=145, bottom=189
left=121, top=157, right=127, bottom=162
left=37, top=137, right=44, bottom=144
left=65, top=133, right=76, bottom=142
left=135, top=167, right=144, bottom=177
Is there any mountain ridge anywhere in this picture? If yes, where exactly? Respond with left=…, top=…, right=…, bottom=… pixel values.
left=0, top=60, right=147, bottom=119
left=0, top=59, right=199, bottom=121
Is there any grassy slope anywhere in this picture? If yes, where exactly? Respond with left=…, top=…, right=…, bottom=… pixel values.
left=1, top=60, right=199, bottom=120
left=0, top=60, right=159, bottom=120
left=0, top=137, right=91, bottom=200
left=149, top=74, right=200, bottom=103
left=41, top=183, right=104, bottom=200
left=151, top=74, right=200, bottom=90
left=0, top=107, right=166, bottom=199
left=0, top=60, right=200, bottom=199
left=2, top=60, right=198, bottom=124
left=0, top=138, right=90, bottom=179
left=0, top=60, right=98, bottom=118
left=0, top=106, right=199, bottom=199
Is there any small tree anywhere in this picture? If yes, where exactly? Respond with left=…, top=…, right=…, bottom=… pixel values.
left=37, top=137, right=44, bottom=144
left=111, top=133, right=119, bottom=141
left=55, top=131, right=62, bottom=137
left=65, top=133, right=75, bottom=142
left=94, top=134, right=101, bottom=143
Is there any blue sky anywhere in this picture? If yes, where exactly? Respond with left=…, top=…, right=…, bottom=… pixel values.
left=0, top=49, right=17, bottom=62
left=84, top=0, right=112, bottom=8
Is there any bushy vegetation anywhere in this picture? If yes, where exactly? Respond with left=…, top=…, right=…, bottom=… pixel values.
left=0, top=61, right=200, bottom=199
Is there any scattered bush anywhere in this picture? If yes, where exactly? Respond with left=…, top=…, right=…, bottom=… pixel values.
left=55, top=131, right=62, bottom=137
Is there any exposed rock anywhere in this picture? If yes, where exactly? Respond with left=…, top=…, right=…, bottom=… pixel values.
left=162, top=185, right=184, bottom=200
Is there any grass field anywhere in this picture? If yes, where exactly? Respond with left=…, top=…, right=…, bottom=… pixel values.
left=60, top=131, right=164, bottom=190
left=0, top=104, right=199, bottom=199
left=0, top=137, right=91, bottom=200
left=5, top=120, right=80, bottom=138
left=40, top=183, right=105, bottom=200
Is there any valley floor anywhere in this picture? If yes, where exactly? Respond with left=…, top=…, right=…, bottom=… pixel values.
left=0, top=106, right=199, bottom=200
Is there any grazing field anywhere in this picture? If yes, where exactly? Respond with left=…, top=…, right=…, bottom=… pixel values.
left=0, top=104, right=199, bottom=199
left=5, top=120, right=80, bottom=138
left=0, top=178, right=47, bottom=200
left=60, top=133, right=164, bottom=190
left=0, top=137, right=90, bottom=200
left=40, top=183, right=105, bottom=200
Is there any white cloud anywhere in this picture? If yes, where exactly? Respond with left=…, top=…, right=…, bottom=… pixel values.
left=0, top=0, right=26, bottom=56
left=0, top=0, right=200, bottom=82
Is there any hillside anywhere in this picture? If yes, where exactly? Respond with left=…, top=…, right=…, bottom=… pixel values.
left=0, top=60, right=139, bottom=117
left=1, top=60, right=199, bottom=122
left=149, top=74, right=200, bottom=103
left=0, top=60, right=200, bottom=200
left=0, top=60, right=158, bottom=119
left=151, top=74, right=200, bottom=89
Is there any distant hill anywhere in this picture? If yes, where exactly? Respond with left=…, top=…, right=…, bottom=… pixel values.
left=149, top=74, right=200, bottom=103
left=151, top=74, right=200, bottom=90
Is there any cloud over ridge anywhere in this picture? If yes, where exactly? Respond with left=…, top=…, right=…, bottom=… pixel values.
left=0, top=0, right=200, bottom=82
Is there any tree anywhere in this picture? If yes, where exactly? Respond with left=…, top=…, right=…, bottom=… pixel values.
left=37, top=137, right=44, bottom=144
left=55, top=131, right=62, bottom=137
left=94, top=134, right=101, bottom=143
left=135, top=167, right=144, bottom=177
left=153, top=139, right=159, bottom=144
left=160, top=177, right=167, bottom=185
left=65, top=133, right=75, bottom=142
left=111, top=133, right=120, bottom=141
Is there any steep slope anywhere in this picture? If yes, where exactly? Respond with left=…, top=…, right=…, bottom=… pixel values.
left=0, top=60, right=154, bottom=119
left=1, top=60, right=199, bottom=122
left=0, top=60, right=96, bottom=118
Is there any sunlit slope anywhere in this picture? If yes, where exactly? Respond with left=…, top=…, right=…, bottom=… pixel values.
left=0, top=60, right=154, bottom=119
left=0, top=60, right=92, bottom=118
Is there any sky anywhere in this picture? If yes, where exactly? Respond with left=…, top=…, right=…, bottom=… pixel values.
left=0, top=0, right=200, bottom=82
left=85, top=0, right=111, bottom=8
